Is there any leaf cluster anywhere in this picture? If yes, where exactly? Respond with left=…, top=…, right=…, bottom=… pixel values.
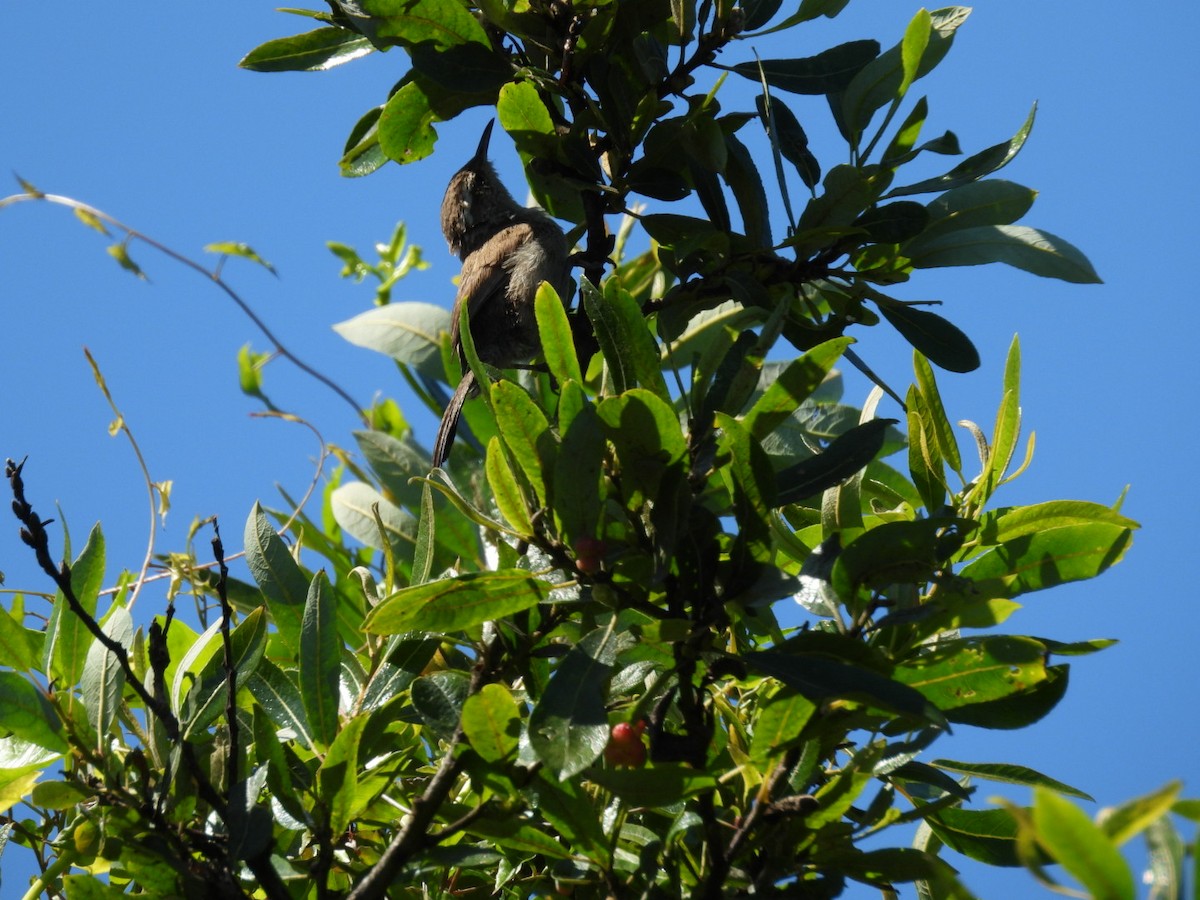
left=0, top=2, right=1183, bottom=900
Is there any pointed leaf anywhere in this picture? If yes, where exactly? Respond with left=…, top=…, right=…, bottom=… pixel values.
left=0, top=673, right=67, bottom=753
left=931, top=759, right=1093, bottom=801
left=886, top=103, right=1037, bottom=197
left=184, top=607, right=269, bottom=737
left=239, top=27, right=374, bottom=72
left=1034, top=789, right=1135, bottom=900
left=878, top=303, right=980, bottom=373
left=243, top=502, right=307, bottom=654
left=731, top=41, right=881, bottom=94
left=318, top=713, right=370, bottom=838
left=775, top=418, right=896, bottom=505
left=80, top=606, right=134, bottom=735
left=743, top=337, right=852, bottom=440
left=461, top=683, right=521, bottom=763
left=535, top=281, right=581, bottom=386
left=961, top=523, right=1134, bottom=598
left=747, top=651, right=945, bottom=725
left=44, top=523, right=105, bottom=685
left=485, top=436, right=534, bottom=536
left=907, top=225, right=1101, bottom=283
left=529, top=627, right=619, bottom=780
left=301, top=572, right=341, bottom=748
left=333, top=301, right=451, bottom=381
left=364, top=570, right=552, bottom=634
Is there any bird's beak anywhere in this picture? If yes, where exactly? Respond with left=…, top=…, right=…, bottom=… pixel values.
left=473, top=119, right=495, bottom=164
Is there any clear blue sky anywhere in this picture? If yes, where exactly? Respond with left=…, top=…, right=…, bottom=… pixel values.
left=2, top=2, right=1197, bottom=896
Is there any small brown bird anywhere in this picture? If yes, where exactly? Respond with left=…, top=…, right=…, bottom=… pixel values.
left=432, top=120, right=571, bottom=467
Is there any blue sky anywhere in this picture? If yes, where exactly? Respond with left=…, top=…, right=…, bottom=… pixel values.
left=2, top=2, right=1197, bottom=896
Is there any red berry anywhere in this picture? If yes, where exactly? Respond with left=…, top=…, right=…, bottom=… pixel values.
left=604, top=721, right=647, bottom=767
left=573, top=536, right=605, bottom=574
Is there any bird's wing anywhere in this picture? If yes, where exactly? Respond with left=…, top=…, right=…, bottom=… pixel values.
left=449, top=222, right=534, bottom=347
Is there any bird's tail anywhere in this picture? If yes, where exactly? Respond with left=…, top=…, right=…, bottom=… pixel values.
left=432, top=370, right=477, bottom=467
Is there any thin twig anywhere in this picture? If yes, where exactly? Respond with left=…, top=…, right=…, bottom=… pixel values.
left=211, top=521, right=239, bottom=792
left=1, top=189, right=367, bottom=425
left=82, top=347, right=159, bottom=611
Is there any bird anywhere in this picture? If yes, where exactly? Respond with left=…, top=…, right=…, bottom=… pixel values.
left=432, top=120, right=571, bottom=467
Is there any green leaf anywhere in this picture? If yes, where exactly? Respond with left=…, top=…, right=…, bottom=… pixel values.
left=0, top=604, right=43, bottom=674
left=183, top=607, right=269, bottom=737
left=330, top=481, right=418, bottom=558
left=583, top=277, right=669, bottom=399
left=491, top=380, right=555, bottom=509
left=960, top=522, right=1134, bottom=598
left=853, top=200, right=929, bottom=243
left=887, top=103, right=1037, bottom=197
left=106, top=242, right=146, bottom=279
left=840, top=8, right=968, bottom=142
left=896, top=635, right=1048, bottom=713
left=354, top=429, right=430, bottom=509
left=915, top=179, right=1038, bottom=242
left=239, top=27, right=375, bottom=72
left=877, top=303, right=980, bottom=373
left=535, top=281, right=581, bottom=387
left=340, top=105, right=387, bottom=177
left=926, top=807, right=1023, bottom=867
left=731, top=41, right=880, bottom=94
left=715, top=413, right=776, bottom=561
left=529, top=626, right=619, bottom=780
left=333, top=301, right=451, bottom=382
left=906, top=386, right=948, bottom=511
left=975, top=500, right=1139, bottom=551
left=553, top=400, right=605, bottom=546
left=318, top=713, right=370, bottom=839
left=899, top=9, right=933, bottom=96
left=0, top=673, right=67, bottom=753
left=931, top=759, right=1094, bottom=801
left=723, top=131, right=772, bottom=247
left=832, top=518, right=963, bottom=596
left=485, top=436, right=534, bottom=536
left=461, top=683, right=521, bottom=762
left=742, top=337, right=852, bottom=441
left=31, top=780, right=92, bottom=810
left=747, top=651, right=945, bottom=726
left=907, top=225, right=1102, bottom=284
left=355, top=0, right=489, bottom=49
left=248, top=658, right=314, bottom=750
left=252, top=705, right=308, bottom=824
left=797, top=164, right=887, bottom=231
left=80, top=605, right=134, bottom=736
left=913, top=352, right=962, bottom=476
left=756, top=94, right=821, bottom=189
left=944, top=664, right=1070, bottom=730
left=243, top=502, right=308, bottom=645
left=749, top=690, right=816, bottom=766
left=596, top=389, right=688, bottom=506
left=301, top=572, right=341, bottom=748
left=974, top=334, right=1023, bottom=502
left=465, top=819, right=570, bottom=859
left=1097, top=781, right=1182, bottom=847
left=378, top=81, right=441, bottom=165
left=44, top=523, right=105, bottom=685
left=775, top=417, right=896, bottom=505
left=364, top=570, right=552, bottom=634
left=528, top=774, right=609, bottom=865
left=203, top=241, right=277, bottom=274
left=1034, top=788, right=1135, bottom=900
left=412, top=670, right=469, bottom=740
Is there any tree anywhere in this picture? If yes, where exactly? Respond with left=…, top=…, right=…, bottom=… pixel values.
left=1, top=1, right=1195, bottom=898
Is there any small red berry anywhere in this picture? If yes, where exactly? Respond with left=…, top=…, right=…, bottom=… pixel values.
left=604, top=720, right=647, bottom=767
left=573, top=536, right=606, bottom=574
